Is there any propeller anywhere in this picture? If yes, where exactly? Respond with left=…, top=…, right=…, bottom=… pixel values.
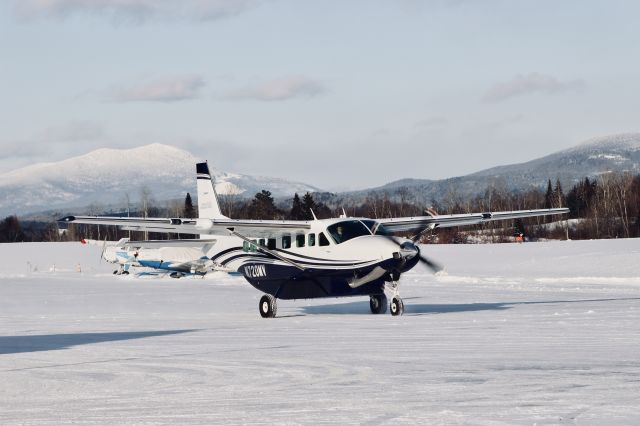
left=416, top=249, right=443, bottom=273
left=385, top=236, right=443, bottom=274
left=403, top=240, right=443, bottom=273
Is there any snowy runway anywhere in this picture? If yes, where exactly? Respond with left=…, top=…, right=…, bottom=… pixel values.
left=1, top=240, right=640, bottom=425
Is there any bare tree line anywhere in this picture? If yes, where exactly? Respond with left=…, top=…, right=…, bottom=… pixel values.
left=2, top=172, right=639, bottom=243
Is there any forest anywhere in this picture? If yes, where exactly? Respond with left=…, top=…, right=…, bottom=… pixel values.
left=1, top=172, right=639, bottom=244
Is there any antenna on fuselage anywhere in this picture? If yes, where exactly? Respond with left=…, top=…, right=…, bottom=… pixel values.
left=310, top=209, right=318, bottom=221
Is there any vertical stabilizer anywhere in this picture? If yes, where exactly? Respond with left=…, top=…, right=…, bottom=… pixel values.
left=196, top=162, right=227, bottom=219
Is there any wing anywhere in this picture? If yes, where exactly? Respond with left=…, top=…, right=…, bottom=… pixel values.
left=59, top=216, right=311, bottom=238
left=123, top=238, right=217, bottom=249
left=377, top=207, right=569, bottom=234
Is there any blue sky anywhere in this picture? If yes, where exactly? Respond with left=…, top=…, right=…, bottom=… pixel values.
left=1, top=0, right=638, bottom=190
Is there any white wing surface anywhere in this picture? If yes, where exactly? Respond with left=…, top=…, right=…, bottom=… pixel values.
left=377, top=208, right=569, bottom=233
left=60, top=216, right=311, bottom=237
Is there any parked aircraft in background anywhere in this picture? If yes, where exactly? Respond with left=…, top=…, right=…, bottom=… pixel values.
left=80, top=237, right=218, bottom=277
left=77, top=163, right=238, bottom=277
left=80, top=238, right=138, bottom=275
left=63, top=162, right=569, bottom=317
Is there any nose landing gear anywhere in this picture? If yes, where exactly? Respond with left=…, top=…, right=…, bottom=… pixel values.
left=390, top=296, right=404, bottom=316
left=387, top=281, right=404, bottom=316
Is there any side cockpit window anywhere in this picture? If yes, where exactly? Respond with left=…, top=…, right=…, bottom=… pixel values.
left=327, top=220, right=372, bottom=244
left=319, top=232, right=330, bottom=246
left=361, top=220, right=391, bottom=236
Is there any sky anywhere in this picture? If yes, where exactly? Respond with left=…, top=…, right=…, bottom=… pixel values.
left=1, top=0, right=639, bottom=191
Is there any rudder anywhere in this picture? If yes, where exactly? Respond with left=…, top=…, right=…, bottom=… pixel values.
left=196, top=162, right=227, bottom=219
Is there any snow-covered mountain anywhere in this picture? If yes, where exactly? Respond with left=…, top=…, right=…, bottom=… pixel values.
left=329, top=133, right=640, bottom=206
left=0, top=144, right=320, bottom=216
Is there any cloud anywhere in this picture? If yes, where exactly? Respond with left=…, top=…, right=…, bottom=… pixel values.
left=483, top=73, right=585, bottom=103
left=13, top=0, right=260, bottom=24
left=225, top=76, right=328, bottom=101
left=107, top=75, right=206, bottom=103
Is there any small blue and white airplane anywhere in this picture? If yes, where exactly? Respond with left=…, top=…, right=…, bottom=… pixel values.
left=81, top=237, right=218, bottom=278
left=63, top=162, right=569, bottom=317
left=78, top=165, right=232, bottom=278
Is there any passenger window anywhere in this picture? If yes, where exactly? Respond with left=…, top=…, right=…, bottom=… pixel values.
left=258, top=239, right=266, bottom=247
left=308, top=233, right=316, bottom=247
left=267, top=238, right=276, bottom=250
left=243, top=240, right=257, bottom=252
left=296, top=234, right=305, bottom=248
left=319, top=232, right=330, bottom=246
left=282, top=235, right=291, bottom=249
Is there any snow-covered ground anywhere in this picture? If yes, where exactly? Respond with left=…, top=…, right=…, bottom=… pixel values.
left=1, top=239, right=640, bottom=425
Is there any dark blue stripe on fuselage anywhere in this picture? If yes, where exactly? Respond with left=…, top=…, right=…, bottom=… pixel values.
left=210, top=246, right=244, bottom=261
left=238, top=259, right=399, bottom=300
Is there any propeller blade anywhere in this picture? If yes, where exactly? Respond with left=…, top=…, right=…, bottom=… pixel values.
left=417, top=252, right=443, bottom=273
left=383, top=235, right=444, bottom=274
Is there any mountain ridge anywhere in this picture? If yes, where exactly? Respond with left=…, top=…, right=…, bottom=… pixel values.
left=2, top=133, right=639, bottom=217
left=0, top=143, right=320, bottom=216
left=330, top=133, right=640, bottom=206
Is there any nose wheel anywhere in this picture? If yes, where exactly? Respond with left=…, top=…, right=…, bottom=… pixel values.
left=390, top=296, right=404, bottom=316
left=259, top=294, right=277, bottom=318
left=387, top=280, right=404, bottom=316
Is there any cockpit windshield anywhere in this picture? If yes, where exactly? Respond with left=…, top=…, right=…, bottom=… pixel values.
left=360, top=219, right=391, bottom=236
left=326, top=220, right=372, bottom=244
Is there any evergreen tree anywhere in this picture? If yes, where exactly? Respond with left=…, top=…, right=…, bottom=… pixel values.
left=184, top=192, right=196, bottom=218
left=0, top=215, right=25, bottom=243
left=544, top=179, right=553, bottom=209
left=301, top=192, right=317, bottom=220
left=249, top=190, right=279, bottom=219
left=289, top=193, right=305, bottom=220
left=554, top=179, right=565, bottom=207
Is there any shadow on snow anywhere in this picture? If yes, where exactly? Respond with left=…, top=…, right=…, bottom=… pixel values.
left=0, top=329, right=198, bottom=355
left=301, top=297, right=640, bottom=316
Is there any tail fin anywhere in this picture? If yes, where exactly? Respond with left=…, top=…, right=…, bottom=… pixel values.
left=196, top=161, right=228, bottom=219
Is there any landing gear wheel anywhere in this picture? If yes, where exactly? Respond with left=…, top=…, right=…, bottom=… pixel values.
left=259, top=294, right=278, bottom=318
left=369, top=294, right=388, bottom=314
left=390, top=296, right=404, bottom=316
left=122, top=270, right=129, bottom=275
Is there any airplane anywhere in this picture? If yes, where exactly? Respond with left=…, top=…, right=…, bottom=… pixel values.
left=80, top=237, right=138, bottom=274
left=61, top=162, right=570, bottom=317
left=80, top=237, right=218, bottom=277
left=76, top=164, right=238, bottom=278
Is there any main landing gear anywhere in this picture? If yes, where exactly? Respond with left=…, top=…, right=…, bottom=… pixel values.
left=369, top=294, right=388, bottom=314
left=113, top=265, right=129, bottom=275
left=370, top=290, right=404, bottom=316
left=259, top=294, right=277, bottom=318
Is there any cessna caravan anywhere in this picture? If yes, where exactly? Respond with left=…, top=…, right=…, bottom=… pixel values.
left=61, top=162, right=569, bottom=317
